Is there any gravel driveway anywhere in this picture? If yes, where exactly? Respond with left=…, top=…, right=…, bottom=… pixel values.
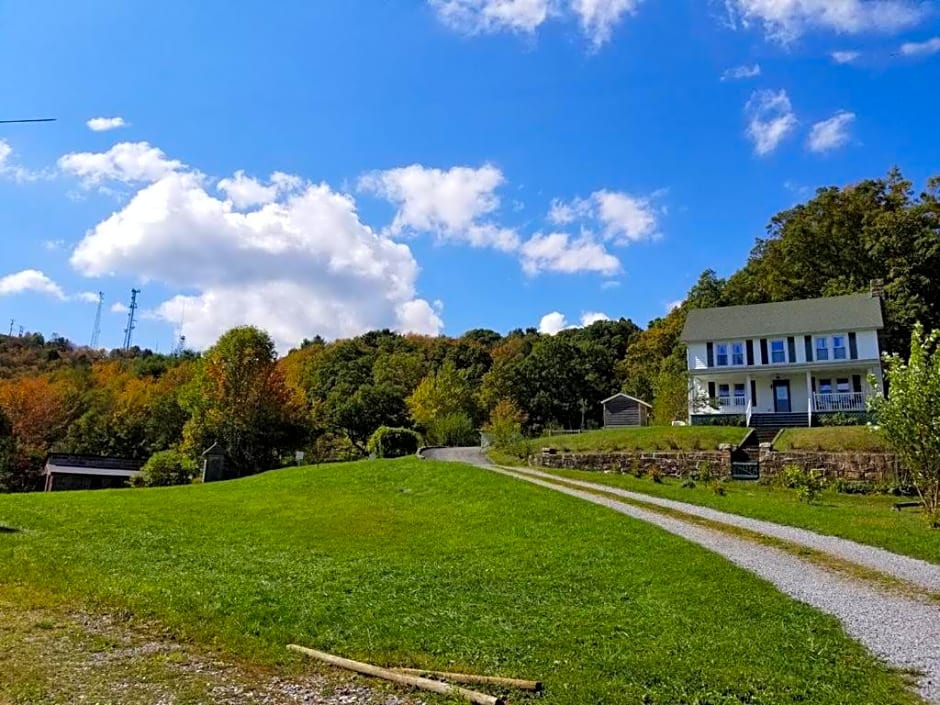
left=423, top=448, right=940, bottom=702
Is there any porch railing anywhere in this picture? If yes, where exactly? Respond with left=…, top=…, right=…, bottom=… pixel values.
left=813, top=392, right=867, bottom=412
left=716, top=396, right=747, bottom=408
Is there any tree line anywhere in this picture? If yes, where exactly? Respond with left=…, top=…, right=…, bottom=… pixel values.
left=1, top=168, right=938, bottom=491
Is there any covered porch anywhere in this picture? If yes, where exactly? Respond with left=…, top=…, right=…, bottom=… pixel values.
left=689, top=365, right=882, bottom=427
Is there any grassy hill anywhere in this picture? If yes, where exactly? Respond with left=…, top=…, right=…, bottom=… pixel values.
left=533, top=426, right=748, bottom=452
left=0, top=459, right=917, bottom=704
left=774, top=426, right=890, bottom=452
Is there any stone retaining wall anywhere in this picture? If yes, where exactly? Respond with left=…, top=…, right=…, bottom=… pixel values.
left=530, top=448, right=904, bottom=484
left=759, top=449, right=903, bottom=483
left=530, top=450, right=730, bottom=476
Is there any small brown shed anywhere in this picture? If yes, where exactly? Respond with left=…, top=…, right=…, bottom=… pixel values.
left=601, top=393, right=651, bottom=428
left=43, top=454, right=141, bottom=491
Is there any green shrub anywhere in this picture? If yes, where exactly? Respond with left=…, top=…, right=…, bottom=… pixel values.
left=695, top=461, right=715, bottom=483
left=776, top=464, right=826, bottom=503
left=134, top=449, right=197, bottom=487
left=426, top=412, right=478, bottom=447
left=832, top=478, right=875, bottom=495
left=817, top=412, right=871, bottom=427
left=694, top=415, right=745, bottom=427
left=367, top=426, right=422, bottom=459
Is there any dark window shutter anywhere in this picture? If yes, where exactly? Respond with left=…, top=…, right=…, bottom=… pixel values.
left=706, top=342, right=714, bottom=368
left=852, top=375, right=862, bottom=393
left=750, top=380, right=757, bottom=405
left=804, top=335, right=813, bottom=362
left=849, top=332, right=858, bottom=360
left=746, top=340, right=754, bottom=366
left=708, top=382, right=716, bottom=399
left=811, top=377, right=817, bottom=392
left=787, top=337, right=797, bottom=363
left=759, top=339, right=768, bottom=365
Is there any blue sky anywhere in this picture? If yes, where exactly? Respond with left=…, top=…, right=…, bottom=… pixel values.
left=1, top=0, right=939, bottom=352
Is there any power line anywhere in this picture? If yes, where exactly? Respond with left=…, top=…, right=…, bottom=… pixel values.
left=0, top=118, right=56, bottom=124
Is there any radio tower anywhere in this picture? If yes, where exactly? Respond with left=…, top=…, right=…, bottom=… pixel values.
left=89, top=292, right=104, bottom=348
left=122, top=289, right=141, bottom=350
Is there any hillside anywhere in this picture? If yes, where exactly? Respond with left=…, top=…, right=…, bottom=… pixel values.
left=0, top=458, right=919, bottom=704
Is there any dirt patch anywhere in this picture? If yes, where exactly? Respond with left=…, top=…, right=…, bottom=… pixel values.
left=0, top=596, right=426, bottom=705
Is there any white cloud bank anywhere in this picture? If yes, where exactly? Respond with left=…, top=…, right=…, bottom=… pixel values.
left=724, top=0, right=925, bottom=43
left=63, top=147, right=444, bottom=350
left=58, top=141, right=184, bottom=186
left=900, top=36, right=940, bottom=56
left=86, top=116, right=127, bottom=132
left=721, top=63, right=761, bottom=80
left=745, top=89, right=797, bottom=156
left=808, top=110, right=856, bottom=153
left=429, top=0, right=642, bottom=48
left=538, top=310, right=610, bottom=335
left=0, top=269, right=66, bottom=300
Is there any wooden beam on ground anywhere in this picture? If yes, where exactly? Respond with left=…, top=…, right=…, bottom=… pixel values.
left=393, top=667, right=542, bottom=692
left=287, top=645, right=505, bottom=705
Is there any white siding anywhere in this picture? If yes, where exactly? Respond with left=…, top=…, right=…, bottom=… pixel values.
left=854, top=330, right=880, bottom=361
left=688, top=342, right=709, bottom=370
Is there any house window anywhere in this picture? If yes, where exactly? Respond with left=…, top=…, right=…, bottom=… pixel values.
left=732, top=342, right=745, bottom=366
left=836, top=378, right=850, bottom=394
left=816, top=337, right=830, bottom=361
left=734, top=383, right=746, bottom=406
left=718, top=383, right=730, bottom=405
left=833, top=335, right=847, bottom=360
left=716, top=343, right=729, bottom=367
left=818, top=378, right=832, bottom=394
left=770, top=339, right=786, bottom=364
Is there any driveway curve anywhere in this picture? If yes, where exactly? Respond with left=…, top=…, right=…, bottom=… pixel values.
left=422, top=447, right=940, bottom=702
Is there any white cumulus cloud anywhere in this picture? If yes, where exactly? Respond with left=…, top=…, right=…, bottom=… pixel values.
left=807, top=110, right=856, bottom=153
left=110, top=302, right=129, bottom=314
left=68, top=156, right=443, bottom=351
left=0, top=269, right=66, bottom=300
left=900, top=36, right=940, bottom=56
left=58, top=141, right=184, bottom=186
left=359, top=163, right=519, bottom=251
left=429, top=0, right=642, bottom=47
left=76, top=291, right=102, bottom=303
left=216, top=170, right=303, bottom=209
left=520, top=232, right=620, bottom=276
left=594, top=190, right=659, bottom=243
left=538, top=309, right=610, bottom=334
left=0, top=140, right=49, bottom=182
left=724, top=0, right=925, bottom=43
left=429, top=0, right=555, bottom=34
left=86, top=116, right=128, bottom=132
left=721, top=63, right=762, bottom=80
left=745, top=89, right=798, bottom=156
left=831, top=49, right=862, bottom=63
left=570, top=0, right=642, bottom=48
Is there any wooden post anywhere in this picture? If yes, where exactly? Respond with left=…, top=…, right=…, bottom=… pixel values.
left=287, top=645, right=505, bottom=705
left=393, top=668, right=542, bottom=692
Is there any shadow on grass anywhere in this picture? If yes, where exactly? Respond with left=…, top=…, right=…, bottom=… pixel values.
left=0, top=526, right=20, bottom=534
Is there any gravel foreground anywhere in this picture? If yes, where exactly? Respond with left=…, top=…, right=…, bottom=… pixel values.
left=423, top=448, right=940, bottom=702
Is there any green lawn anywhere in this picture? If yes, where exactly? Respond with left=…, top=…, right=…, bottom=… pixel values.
left=535, top=426, right=748, bottom=452
left=0, top=459, right=920, bottom=704
left=775, top=426, right=890, bottom=452
left=543, top=467, right=939, bottom=565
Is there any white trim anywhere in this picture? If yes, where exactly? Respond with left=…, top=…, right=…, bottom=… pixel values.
left=600, top=392, right=652, bottom=408
left=44, top=465, right=140, bottom=478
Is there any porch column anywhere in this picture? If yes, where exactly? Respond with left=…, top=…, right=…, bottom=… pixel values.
left=805, top=369, right=813, bottom=425
left=746, top=373, right=752, bottom=409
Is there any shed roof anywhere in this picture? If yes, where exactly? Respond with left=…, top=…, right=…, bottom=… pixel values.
left=680, top=294, right=883, bottom=342
left=600, top=392, right=652, bottom=408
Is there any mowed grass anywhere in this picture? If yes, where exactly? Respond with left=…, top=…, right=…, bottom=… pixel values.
left=536, top=426, right=747, bottom=452
left=775, top=426, right=890, bottom=452
left=0, top=459, right=920, bottom=704
left=544, top=468, right=939, bottom=565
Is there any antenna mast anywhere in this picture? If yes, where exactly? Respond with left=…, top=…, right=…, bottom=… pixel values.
left=90, top=292, right=104, bottom=348
left=122, top=289, right=141, bottom=350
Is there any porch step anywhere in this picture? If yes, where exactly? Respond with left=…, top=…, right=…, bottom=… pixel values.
left=750, top=412, right=808, bottom=429
left=742, top=428, right=780, bottom=446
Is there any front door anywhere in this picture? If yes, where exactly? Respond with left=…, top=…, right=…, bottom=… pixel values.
left=773, top=380, right=791, bottom=413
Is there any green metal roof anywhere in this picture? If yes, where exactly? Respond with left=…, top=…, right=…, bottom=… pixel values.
left=680, top=294, right=883, bottom=342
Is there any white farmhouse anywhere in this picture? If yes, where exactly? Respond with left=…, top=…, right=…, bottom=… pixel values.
left=680, top=292, right=884, bottom=428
